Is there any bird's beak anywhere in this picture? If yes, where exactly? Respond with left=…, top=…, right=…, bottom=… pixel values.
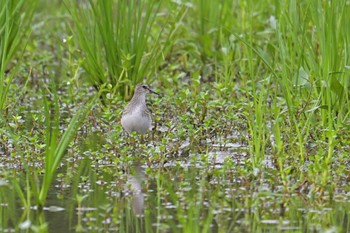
left=147, top=87, right=160, bottom=96
left=150, top=89, right=160, bottom=95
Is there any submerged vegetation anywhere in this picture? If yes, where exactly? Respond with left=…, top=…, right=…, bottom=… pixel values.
left=0, top=0, right=350, bottom=232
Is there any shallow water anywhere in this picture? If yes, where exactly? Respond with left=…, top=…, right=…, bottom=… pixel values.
left=0, top=122, right=348, bottom=232
left=2, top=142, right=350, bottom=233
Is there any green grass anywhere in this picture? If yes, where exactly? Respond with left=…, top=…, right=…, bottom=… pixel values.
left=65, top=0, right=185, bottom=98
left=0, top=0, right=37, bottom=111
left=2, top=84, right=99, bottom=210
left=37, top=84, right=99, bottom=208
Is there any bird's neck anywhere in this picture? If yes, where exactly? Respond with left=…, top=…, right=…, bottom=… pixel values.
left=130, top=94, right=146, bottom=106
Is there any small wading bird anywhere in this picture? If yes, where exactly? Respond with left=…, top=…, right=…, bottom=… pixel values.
left=121, top=83, right=159, bottom=134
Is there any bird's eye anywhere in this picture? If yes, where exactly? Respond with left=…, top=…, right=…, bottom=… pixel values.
left=142, top=85, right=147, bottom=89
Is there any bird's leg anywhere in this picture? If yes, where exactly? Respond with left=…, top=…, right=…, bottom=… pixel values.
left=140, top=134, right=144, bottom=144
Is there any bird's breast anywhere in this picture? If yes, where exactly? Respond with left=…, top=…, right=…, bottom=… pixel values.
left=121, top=105, right=151, bottom=134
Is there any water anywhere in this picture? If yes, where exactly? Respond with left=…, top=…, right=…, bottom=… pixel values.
left=1, top=140, right=350, bottom=232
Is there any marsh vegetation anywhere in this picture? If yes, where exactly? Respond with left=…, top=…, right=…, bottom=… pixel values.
left=0, top=0, right=350, bottom=232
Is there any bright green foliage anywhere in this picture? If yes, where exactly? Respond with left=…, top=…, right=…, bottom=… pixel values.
left=65, top=0, right=184, bottom=98
left=37, top=87, right=99, bottom=208
left=0, top=0, right=37, bottom=111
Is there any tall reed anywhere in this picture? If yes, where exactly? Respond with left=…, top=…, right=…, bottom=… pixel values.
left=3, top=84, right=99, bottom=209
left=65, top=0, right=184, bottom=98
left=0, top=0, right=37, bottom=111
left=37, top=86, right=99, bottom=208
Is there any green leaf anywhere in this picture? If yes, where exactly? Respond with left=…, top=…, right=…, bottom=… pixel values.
left=330, top=76, right=344, bottom=96
left=293, top=67, right=309, bottom=87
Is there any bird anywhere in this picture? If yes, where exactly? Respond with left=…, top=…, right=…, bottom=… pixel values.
left=121, top=83, right=159, bottom=134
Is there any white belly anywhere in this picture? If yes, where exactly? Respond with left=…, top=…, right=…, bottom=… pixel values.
left=121, top=107, right=151, bottom=134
